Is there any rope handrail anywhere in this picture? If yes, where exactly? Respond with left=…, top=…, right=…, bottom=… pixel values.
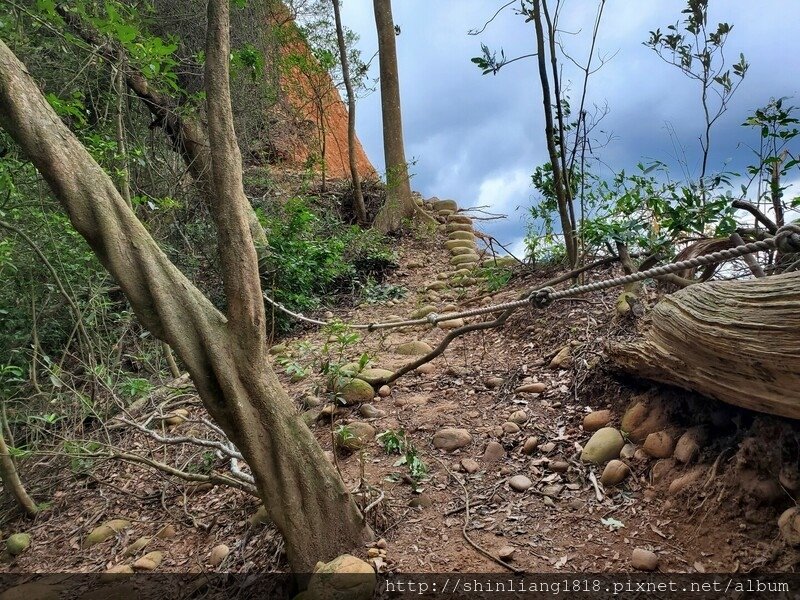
left=263, top=225, right=800, bottom=331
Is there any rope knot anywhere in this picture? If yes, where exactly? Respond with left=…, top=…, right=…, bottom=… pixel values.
left=529, top=287, right=554, bottom=309
left=775, top=224, right=800, bottom=254
left=426, top=312, right=439, bottom=325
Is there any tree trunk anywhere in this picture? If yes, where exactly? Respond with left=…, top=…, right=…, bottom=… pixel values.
left=609, top=271, right=800, bottom=419
left=0, top=412, right=38, bottom=518
left=332, top=0, right=367, bottom=225
left=371, top=0, right=432, bottom=233
left=531, top=0, right=577, bottom=267
left=113, top=56, right=132, bottom=209
left=0, top=9, right=370, bottom=571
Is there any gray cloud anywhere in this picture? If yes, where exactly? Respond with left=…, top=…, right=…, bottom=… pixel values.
left=341, top=1, right=800, bottom=250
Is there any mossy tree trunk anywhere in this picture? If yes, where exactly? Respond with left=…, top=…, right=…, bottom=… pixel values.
left=609, top=271, right=800, bottom=419
left=0, top=0, right=371, bottom=571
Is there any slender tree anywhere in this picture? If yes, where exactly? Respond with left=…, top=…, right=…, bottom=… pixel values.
left=531, top=0, right=578, bottom=267
left=0, top=0, right=371, bottom=572
left=371, top=0, right=432, bottom=232
left=332, top=0, right=368, bottom=224
left=0, top=413, right=37, bottom=517
left=645, top=0, right=748, bottom=207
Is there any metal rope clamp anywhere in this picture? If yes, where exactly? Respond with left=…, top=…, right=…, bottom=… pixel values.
left=775, top=224, right=800, bottom=254
left=529, top=287, right=554, bottom=309
left=426, top=312, right=439, bottom=325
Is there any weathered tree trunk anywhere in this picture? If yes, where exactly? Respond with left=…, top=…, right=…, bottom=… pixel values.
left=0, top=416, right=38, bottom=518
left=332, top=0, right=367, bottom=225
left=371, top=0, right=433, bottom=233
left=0, top=3, right=370, bottom=570
left=609, top=271, right=800, bottom=419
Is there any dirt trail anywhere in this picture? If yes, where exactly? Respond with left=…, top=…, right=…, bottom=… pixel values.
left=2, top=198, right=799, bottom=579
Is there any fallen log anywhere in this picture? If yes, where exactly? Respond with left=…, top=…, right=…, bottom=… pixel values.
left=609, top=271, right=800, bottom=419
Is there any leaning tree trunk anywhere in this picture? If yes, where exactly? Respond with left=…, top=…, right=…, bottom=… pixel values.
left=609, top=271, right=800, bottom=419
left=0, top=3, right=370, bottom=571
left=0, top=423, right=38, bottom=518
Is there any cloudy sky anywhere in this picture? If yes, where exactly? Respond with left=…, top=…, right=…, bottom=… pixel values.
left=340, top=1, right=800, bottom=255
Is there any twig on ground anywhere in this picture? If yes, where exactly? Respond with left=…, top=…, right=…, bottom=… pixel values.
left=118, top=417, right=243, bottom=460
left=588, top=470, right=604, bottom=502
left=434, top=457, right=523, bottom=574
left=89, top=450, right=258, bottom=496
left=364, top=490, right=385, bottom=513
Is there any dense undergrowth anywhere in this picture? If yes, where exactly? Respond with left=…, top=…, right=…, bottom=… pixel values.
left=0, top=0, right=398, bottom=493
left=258, top=190, right=398, bottom=334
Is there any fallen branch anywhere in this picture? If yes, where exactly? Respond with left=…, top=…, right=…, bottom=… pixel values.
left=732, top=200, right=778, bottom=234
left=610, top=271, right=800, bottom=418
left=382, top=311, right=513, bottom=385
left=118, top=416, right=243, bottom=460
left=379, top=258, right=622, bottom=386
left=363, top=489, right=385, bottom=514
left=92, top=450, right=257, bottom=496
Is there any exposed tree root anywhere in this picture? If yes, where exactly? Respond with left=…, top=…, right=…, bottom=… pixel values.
left=379, top=258, right=622, bottom=386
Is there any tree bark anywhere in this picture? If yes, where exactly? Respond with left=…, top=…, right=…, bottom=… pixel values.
left=609, top=271, right=800, bottom=419
left=531, top=0, right=577, bottom=267
left=0, top=11, right=370, bottom=571
left=371, top=0, right=432, bottom=233
left=0, top=412, right=38, bottom=518
left=332, top=0, right=367, bottom=225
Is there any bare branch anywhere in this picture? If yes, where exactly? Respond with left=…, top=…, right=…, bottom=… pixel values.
left=732, top=200, right=778, bottom=233
left=468, top=0, right=516, bottom=36
left=118, top=417, right=244, bottom=460
left=92, top=450, right=257, bottom=496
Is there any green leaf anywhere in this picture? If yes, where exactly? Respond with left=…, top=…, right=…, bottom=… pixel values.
left=114, top=23, right=137, bottom=44
left=36, top=0, right=57, bottom=16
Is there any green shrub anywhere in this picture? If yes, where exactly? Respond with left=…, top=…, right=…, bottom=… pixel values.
left=477, top=265, right=512, bottom=292
left=358, top=278, right=407, bottom=304
left=259, top=196, right=396, bottom=330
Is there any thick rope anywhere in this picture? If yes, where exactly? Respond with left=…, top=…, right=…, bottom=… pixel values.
left=531, top=236, right=789, bottom=308
left=264, top=226, right=799, bottom=331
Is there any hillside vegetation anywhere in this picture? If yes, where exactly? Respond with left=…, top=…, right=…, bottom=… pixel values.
left=0, top=0, right=798, bottom=596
